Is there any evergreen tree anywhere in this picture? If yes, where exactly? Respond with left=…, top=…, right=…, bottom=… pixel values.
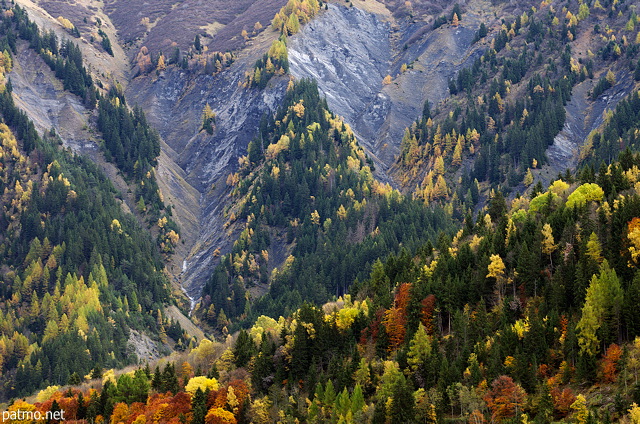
left=190, top=388, right=207, bottom=424
left=390, top=374, right=415, bottom=424
left=233, top=330, right=256, bottom=368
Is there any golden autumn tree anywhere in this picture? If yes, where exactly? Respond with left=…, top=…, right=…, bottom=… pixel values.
left=629, top=403, right=640, bottom=424
left=487, top=254, right=507, bottom=303
left=202, top=103, right=216, bottom=134
left=541, top=223, right=557, bottom=267
left=524, top=168, right=534, bottom=186
left=157, top=54, right=166, bottom=71
left=110, top=402, right=130, bottom=424
left=432, top=175, right=449, bottom=200
left=628, top=217, right=640, bottom=265
left=5, top=400, right=37, bottom=424
left=452, top=139, right=463, bottom=166
left=205, top=408, right=236, bottom=424
left=570, top=394, right=589, bottom=424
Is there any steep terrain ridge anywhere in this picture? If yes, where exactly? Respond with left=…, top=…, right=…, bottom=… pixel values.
left=541, top=68, right=638, bottom=190
left=288, top=2, right=488, bottom=177
left=9, top=0, right=290, bottom=305
left=126, top=35, right=288, bottom=303
left=11, top=0, right=638, bottom=318
left=16, top=0, right=129, bottom=83
left=9, top=0, right=517, bottom=307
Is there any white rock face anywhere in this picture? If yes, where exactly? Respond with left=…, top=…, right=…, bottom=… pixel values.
left=289, top=4, right=484, bottom=179
left=289, top=5, right=391, bottom=124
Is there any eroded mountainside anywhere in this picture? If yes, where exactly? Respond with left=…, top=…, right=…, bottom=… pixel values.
left=288, top=1, right=486, bottom=175
left=5, top=2, right=640, bottom=420
left=13, top=0, right=496, bottom=300
left=124, top=0, right=497, bottom=299
left=7, top=0, right=639, bottom=316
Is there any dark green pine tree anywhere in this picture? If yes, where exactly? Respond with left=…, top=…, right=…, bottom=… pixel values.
left=86, top=391, right=100, bottom=422
left=534, top=382, right=553, bottom=423
left=47, top=400, right=62, bottom=424
left=99, top=380, right=114, bottom=420
left=77, top=392, right=87, bottom=420
left=251, top=336, right=275, bottom=394
left=152, top=366, right=162, bottom=391
left=624, top=273, right=640, bottom=338
left=207, top=363, right=220, bottom=379
left=233, top=330, right=256, bottom=368
left=91, top=366, right=103, bottom=379
left=372, top=398, right=387, bottom=424
left=68, top=372, right=81, bottom=385
left=162, top=363, right=180, bottom=394
left=247, top=140, right=263, bottom=164
left=190, top=388, right=207, bottom=424
left=390, top=374, right=415, bottom=424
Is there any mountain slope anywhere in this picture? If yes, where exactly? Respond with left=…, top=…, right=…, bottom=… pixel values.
left=0, top=5, right=203, bottom=399
left=4, top=0, right=640, bottom=417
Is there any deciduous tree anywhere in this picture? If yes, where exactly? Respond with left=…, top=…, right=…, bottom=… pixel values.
left=484, top=376, right=526, bottom=421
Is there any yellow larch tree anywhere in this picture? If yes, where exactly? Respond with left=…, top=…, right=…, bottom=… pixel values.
left=541, top=223, right=557, bottom=267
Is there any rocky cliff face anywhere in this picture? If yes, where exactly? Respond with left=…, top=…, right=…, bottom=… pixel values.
left=288, top=2, right=486, bottom=179
left=9, top=0, right=288, bottom=304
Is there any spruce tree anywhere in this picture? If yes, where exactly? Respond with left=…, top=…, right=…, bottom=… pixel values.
left=190, top=388, right=207, bottom=424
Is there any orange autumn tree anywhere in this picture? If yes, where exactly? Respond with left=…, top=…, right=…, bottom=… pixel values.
left=167, top=392, right=193, bottom=420
left=144, top=392, right=191, bottom=424
left=207, top=387, right=228, bottom=410
left=36, top=389, right=80, bottom=420
left=227, top=380, right=250, bottom=417
left=383, top=307, right=406, bottom=351
left=468, top=409, right=486, bottom=424
left=484, top=375, right=527, bottom=422
left=550, top=386, right=576, bottom=418
left=420, top=294, right=436, bottom=335
left=383, top=283, right=412, bottom=351
left=127, top=403, right=147, bottom=423
left=601, top=343, right=623, bottom=383
left=395, top=282, right=412, bottom=312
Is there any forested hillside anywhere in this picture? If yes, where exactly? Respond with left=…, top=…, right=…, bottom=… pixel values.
left=0, top=81, right=169, bottom=398
left=0, top=7, right=186, bottom=399
left=5, top=0, right=640, bottom=423
left=199, top=79, right=452, bottom=330
left=3, top=6, right=180, bottom=252
left=397, top=0, right=640, bottom=211
left=13, top=146, right=640, bottom=423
